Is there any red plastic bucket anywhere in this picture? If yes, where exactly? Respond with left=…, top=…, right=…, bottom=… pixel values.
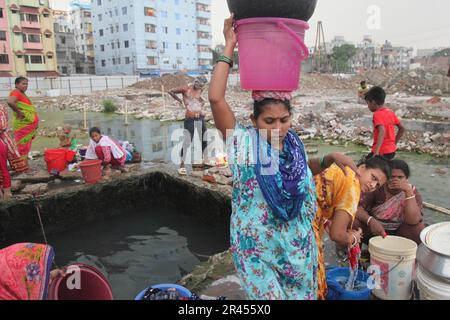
left=79, top=160, right=102, bottom=184
left=236, top=17, right=310, bottom=91
left=48, top=263, right=114, bottom=300
left=44, top=149, right=68, bottom=173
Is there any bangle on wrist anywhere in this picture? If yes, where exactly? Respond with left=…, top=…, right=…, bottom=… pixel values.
left=367, top=216, right=373, bottom=227
left=217, top=55, right=234, bottom=68
left=405, top=195, right=416, bottom=201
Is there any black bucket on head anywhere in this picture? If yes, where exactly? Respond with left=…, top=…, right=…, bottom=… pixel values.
left=227, top=0, right=318, bottom=21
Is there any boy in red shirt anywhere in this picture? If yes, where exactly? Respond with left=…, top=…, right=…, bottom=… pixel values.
left=365, top=86, right=406, bottom=160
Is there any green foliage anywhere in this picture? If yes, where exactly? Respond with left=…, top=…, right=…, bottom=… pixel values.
left=102, top=99, right=117, bottom=113
left=331, top=44, right=357, bottom=73
left=433, top=48, right=450, bottom=57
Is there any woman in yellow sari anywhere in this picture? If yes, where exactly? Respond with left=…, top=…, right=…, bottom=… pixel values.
left=7, top=77, right=39, bottom=168
left=313, top=157, right=391, bottom=299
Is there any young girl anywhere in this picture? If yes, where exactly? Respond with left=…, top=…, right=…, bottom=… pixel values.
left=209, top=15, right=358, bottom=300
left=85, top=127, right=126, bottom=173
left=313, top=157, right=391, bottom=299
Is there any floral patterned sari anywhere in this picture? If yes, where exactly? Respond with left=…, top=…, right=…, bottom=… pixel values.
left=0, top=243, right=54, bottom=300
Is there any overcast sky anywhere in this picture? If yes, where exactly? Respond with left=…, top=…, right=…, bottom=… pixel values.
left=51, top=0, right=450, bottom=50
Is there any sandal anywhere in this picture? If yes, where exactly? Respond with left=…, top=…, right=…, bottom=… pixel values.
left=178, top=167, right=187, bottom=176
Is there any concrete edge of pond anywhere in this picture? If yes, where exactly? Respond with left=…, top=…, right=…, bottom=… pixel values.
left=0, top=164, right=232, bottom=246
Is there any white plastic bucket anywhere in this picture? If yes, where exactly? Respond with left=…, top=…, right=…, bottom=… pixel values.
left=369, top=236, right=417, bottom=300
left=417, top=265, right=450, bottom=300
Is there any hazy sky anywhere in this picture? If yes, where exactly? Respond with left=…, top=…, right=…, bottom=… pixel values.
left=51, top=0, right=450, bottom=50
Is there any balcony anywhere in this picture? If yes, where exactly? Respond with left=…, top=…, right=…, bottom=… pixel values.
left=21, top=20, right=40, bottom=29
left=26, top=63, right=46, bottom=71
left=196, top=0, right=211, bottom=5
left=197, top=23, right=210, bottom=33
left=197, top=37, right=211, bottom=46
left=24, top=42, right=43, bottom=50
left=196, top=10, right=211, bottom=19
left=21, top=0, right=40, bottom=7
left=198, top=51, right=212, bottom=60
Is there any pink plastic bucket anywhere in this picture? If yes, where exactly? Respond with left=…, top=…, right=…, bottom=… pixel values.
left=236, top=17, right=310, bottom=91
left=48, top=263, right=114, bottom=300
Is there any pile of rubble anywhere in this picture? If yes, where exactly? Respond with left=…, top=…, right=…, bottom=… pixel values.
left=363, top=69, right=450, bottom=96
left=129, top=74, right=195, bottom=91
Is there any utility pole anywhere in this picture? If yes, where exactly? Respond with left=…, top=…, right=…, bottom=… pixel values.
left=313, top=21, right=328, bottom=73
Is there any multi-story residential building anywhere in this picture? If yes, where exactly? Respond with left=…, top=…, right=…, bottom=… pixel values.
left=0, top=0, right=15, bottom=76
left=70, top=0, right=95, bottom=74
left=53, top=10, right=76, bottom=75
left=91, top=0, right=213, bottom=75
left=381, top=41, right=413, bottom=71
left=2, top=0, right=58, bottom=77
left=354, top=36, right=383, bottom=70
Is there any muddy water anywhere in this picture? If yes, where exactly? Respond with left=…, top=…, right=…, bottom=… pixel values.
left=48, top=203, right=229, bottom=300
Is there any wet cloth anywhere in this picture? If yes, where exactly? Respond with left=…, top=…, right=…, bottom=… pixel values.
left=0, top=104, right=28, bottom=173
left=360, top=185, right=423, bottom=232
left=313, top=164, right=361, bottom=299
left=0, top=243, right=54, bottom=300
left=10, top=90, right=39, bottom=158
left=85, top=135, right=125, bottom=164
left=226, top=122, right=318, bottom=300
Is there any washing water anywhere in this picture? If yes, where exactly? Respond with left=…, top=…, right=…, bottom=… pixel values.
left=336, top=277, right=368, bottom=292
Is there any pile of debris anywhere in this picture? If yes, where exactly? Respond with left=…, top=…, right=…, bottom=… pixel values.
left=130, top=74, right=195, bottom=91
left=363, top=69, right=450, bottom=96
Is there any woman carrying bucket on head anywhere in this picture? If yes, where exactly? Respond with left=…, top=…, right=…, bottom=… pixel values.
left=313, top=157, right=391, bottom=299
left=85, top=127, right=127, bottom=176
left=209, top=14, right=358, bottom=300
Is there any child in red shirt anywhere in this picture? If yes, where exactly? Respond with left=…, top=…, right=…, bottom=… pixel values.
left=365, top=86, right=405, bottom=160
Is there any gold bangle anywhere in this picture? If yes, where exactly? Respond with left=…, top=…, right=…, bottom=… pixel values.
left=405, top=195, right=416, bottom=201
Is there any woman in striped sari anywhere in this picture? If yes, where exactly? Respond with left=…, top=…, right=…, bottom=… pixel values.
left=7, top=77, right=39, bottom=168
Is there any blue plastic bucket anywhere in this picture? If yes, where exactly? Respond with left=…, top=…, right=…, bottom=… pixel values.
left=326, top=267, right=372, bottom=300
left=135, top=284, right=192, bottom=300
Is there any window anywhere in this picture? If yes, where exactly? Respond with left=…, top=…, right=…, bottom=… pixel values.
left=98, top=14, right=102, bottom=21
left=162, top=26, right=168, bottom=34
left=110, top=26, right=114, bottom=34
left=146, top=40, right=157, bottom=49
left=60, top=36, right=66, bottom=44
left=23, top=34, right=41, bottom=43
left=124, top=40, right=129, bottom=48
left=122, top=7, right=127, bottom=15
left=0, top=31, right=6, bottom=41
left=175, top=13, right=180, bottom=20
left=116, top=25, right=119, bottom=32
left=115, top=8, right=118, bottom=16
left=145, top=24, right=156, bottom=33
left=25, top=55, right=44, bottom=64
left=99, top=29, right=104, bottom=36
left=144, top=7, right=156, bottom=17
left=176, top=43, right=182, bottom=50
left=97, top=0, right=101, bottom=5
left=176, top=28, right=181, bottom=35
left=109, top=11, right=112, bottom=18
left=162, top=42, right=169, bottom=49
left=117, top=57, right=121, bottom=64
left=0, top=9, right=3, bottom=19
left=100, top=44, right=105, bottom=51
left=117, top=42, right=120, bottom=49
left=175, top=0, right=180, bottom=4
left=152, top=142, right=163, bottom=152
left=111, top=42, right=115, bottom=49
left=125, top=57, right=130, bottom=64
left=0, top=54, right=8, bottom=64
left=147, top=56, right=157, bottom=65
left=112, top=58, right=116, bottom=65
left=101, top=60, right=106, bottom=67
left=161, top=11, right=168, bottom=18
left=123, top=23, right=128, bottom=32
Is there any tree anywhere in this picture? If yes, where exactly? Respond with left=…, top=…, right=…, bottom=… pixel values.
left=433, top=48, right=450, bottom=57
left=331, top=44, right=357, bottom=73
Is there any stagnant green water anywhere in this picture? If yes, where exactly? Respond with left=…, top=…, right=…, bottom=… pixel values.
left=23, top=110, right=450, bottom=299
